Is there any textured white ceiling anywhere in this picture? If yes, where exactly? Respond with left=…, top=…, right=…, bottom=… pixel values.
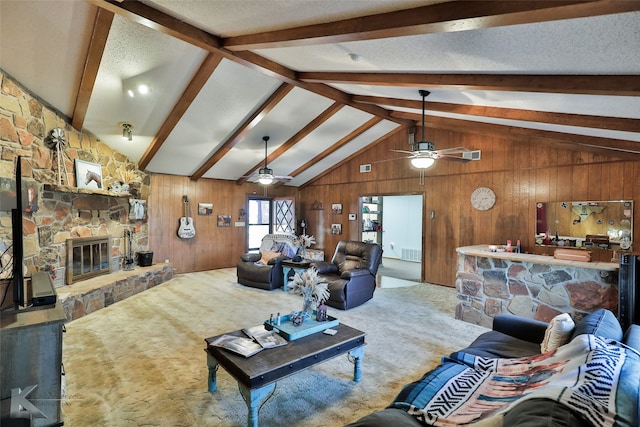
left=257, top=11, right=640, bottom=74
left=1, top=0, right=638, bottom=186
left=145, top=0, right=437, bottom=37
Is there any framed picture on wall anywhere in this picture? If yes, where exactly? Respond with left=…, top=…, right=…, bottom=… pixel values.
left=75, top=159, right=103, bottom=190
left=128, top=199, right=146, bottom=220
left=331, top=223, right=342, bottom=235
left=218, top=214, right=231, bottom=227
left=332, top=203, right=342, bottom=214
left=198, top=203, right=213, bottom=215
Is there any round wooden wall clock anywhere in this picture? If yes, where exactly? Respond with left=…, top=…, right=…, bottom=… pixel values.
left=470, top=187, right=496, bottom=211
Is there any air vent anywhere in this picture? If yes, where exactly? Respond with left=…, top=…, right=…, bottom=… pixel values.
left=360, top=164, right=372, bottom=173
left=462, top=150, right=481, bottom=160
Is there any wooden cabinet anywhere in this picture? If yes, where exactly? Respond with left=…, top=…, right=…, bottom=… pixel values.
left=1, top=304, right=66, bottom=426
left=361, top=197, right=383, bottom=245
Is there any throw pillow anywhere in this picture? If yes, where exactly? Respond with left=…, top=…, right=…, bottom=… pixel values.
left=540, top=313, right=575, bottom=353
left=258, top=250, right=280, bottom=265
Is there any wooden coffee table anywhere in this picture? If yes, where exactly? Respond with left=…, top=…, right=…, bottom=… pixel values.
left=204, top=323, right=365, bottom=427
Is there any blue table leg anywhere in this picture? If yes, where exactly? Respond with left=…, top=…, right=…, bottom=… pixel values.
left=206, top=353, right=219, bottom=392
left=238, top=382, right=276, bottom=427
left=282, top=266, right=292, bottom=291
left=349, top=346, right=365, bottom=382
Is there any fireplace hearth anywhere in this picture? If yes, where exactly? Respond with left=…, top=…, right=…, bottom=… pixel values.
left=66, top=236, right=112, bottom=284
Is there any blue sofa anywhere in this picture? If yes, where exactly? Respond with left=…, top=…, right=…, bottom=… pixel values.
left=346, top=309, right=640, bottom=427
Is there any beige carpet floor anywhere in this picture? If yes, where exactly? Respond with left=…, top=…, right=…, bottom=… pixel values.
left=61, top=268, right=488, bottom=427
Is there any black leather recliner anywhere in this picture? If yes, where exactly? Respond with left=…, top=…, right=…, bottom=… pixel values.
left=311, top=241, right=383, bottom=310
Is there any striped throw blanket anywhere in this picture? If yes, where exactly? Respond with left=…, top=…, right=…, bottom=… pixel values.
left=391, top=334, right=640, bottom=426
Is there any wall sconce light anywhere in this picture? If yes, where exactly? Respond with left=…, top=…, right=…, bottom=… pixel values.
left=119, top=122, right=134, bottom=141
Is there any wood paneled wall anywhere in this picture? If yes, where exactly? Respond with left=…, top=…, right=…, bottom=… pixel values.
left=298, top=128, right=640, bottom=287
left=147, top=128, right=639, bottom=287
left=148, top=175, right=295, bottom=274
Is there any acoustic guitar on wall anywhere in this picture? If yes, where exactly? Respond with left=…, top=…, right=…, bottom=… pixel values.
left=178, top=195, right=196, bottom=239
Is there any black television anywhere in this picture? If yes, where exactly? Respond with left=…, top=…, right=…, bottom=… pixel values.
left=11, top=156, right=25, bottom=309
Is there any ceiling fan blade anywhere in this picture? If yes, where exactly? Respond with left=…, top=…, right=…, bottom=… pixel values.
left=274, top=175, right=293, bottom=181
left=436, top=154, right=472, bottom=162
left=434, top=147, right=470, bottom=155
left=373, top=156, right=412, bottom=164
left=390, top=149, right=415, bottom=155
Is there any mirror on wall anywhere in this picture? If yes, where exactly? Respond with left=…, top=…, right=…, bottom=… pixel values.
left=535, top=200, right=633, bottom=250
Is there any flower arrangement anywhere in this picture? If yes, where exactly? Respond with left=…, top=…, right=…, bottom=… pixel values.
left=299, top=234, right=315, bottom=248
left=298, top=234, right=315, bottom=260
left=119, top=168, right=142, bottom=184
left=288, top=266, right=329, bottom=319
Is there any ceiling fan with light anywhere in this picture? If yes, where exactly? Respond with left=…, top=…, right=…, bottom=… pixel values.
left=248, top=136, right=293, bottom=185
left=389, top=90, right=481, bottom=169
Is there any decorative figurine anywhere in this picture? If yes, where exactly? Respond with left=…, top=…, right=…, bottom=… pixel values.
left=316, top=300, right=328, bottom=322
left=291, top=312, right=304, bottom=326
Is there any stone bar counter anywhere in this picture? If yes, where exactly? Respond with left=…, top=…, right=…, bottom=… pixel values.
left=455, top=245, right=619, bottom=328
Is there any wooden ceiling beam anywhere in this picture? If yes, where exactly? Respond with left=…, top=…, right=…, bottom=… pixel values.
left=228, top=51, right=413, bottom=126
left=223, top=1, right=640, bottom=50
left=301, top=126, right=408, bottom=189
left=287, top=117, right=384, bottom=179
left=72, top=7, right=113, bottom=131
left=191, top=83, right=294, bottom=180
left=86, top=0, right=640, bottom=182
left=236, top=102, right=344, bottom=184
left=87, top=0, right=222, bottom=51
left=89, top=0, right=411, bottom=133
left=398, top=113, right=640, bottom=160
left=300, top=73, right=640, bottom=96
left=354, top=95, right=640, bottom=133
left=138, top=52, right=224, bottom=170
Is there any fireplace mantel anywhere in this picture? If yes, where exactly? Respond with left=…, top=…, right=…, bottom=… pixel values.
left=43, top=183, right=131, bottom=198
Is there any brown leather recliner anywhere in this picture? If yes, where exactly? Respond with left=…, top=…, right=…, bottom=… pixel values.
left=311, top=241, right=383, bottom=310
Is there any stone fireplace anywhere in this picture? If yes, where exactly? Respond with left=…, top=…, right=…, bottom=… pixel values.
left=0, top=70, right=150, bottom=290
left=25, top=185, right=149, bottom=286
left=66, top=236, right=112, bottom=284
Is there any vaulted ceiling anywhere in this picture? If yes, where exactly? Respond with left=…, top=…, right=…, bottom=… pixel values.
left=1, top=1, right=639, bottom=187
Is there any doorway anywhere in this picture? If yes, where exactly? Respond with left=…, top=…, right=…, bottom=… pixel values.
left=360, top=194, right=423, bottom=285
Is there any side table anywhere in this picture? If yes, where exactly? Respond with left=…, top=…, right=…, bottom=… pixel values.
left=281, top=260, right=310, bottom=292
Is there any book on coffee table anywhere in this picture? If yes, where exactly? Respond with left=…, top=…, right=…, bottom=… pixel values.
left=242, top=325, right=288, bottom=348
left=209, top=334, right=263, bottom=357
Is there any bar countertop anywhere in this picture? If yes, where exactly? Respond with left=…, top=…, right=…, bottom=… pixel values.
left=456, top=245, right=619, bottom=271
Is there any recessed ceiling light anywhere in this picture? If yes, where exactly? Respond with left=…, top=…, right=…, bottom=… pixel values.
left=137, top=84, right=150, bottom=95
left=126, top=84, right=151, bottom=97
